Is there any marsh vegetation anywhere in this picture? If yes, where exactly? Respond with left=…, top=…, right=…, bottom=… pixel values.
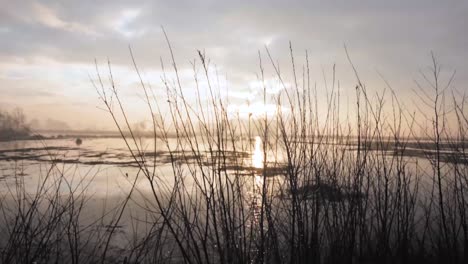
left=0, top=42, right=467, bottom=264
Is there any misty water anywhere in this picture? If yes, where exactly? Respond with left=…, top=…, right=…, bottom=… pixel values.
left=0, top=134, right=466, bottom=258
left=0, top=136, right=269, bottom=247
left=0, top=135, right=463, bottom=205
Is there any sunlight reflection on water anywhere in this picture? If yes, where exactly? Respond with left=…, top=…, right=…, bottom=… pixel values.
left=250, top=137, right=266, bottom=260
left=252, top=136, right=263, bottom=169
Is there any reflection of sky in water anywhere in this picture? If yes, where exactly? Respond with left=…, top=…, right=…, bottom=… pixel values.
left=1, top=136, right=464, bottom=252
left=0, top=138, right=174, bottom=196
left=0, top=136, right=462, bottom=199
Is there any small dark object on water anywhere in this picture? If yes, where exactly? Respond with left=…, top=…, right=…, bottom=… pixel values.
left=75, top=138, right=83, bottom=146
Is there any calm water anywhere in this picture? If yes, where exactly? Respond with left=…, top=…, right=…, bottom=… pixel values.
left=0, top=136, right=462, bottom=196
left=0, top=136, right=269, bottom=217
left=0, top=135, right=466, bottom=257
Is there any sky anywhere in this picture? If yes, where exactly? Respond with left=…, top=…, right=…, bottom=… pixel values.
left=0, top=0, right=467, bottom=131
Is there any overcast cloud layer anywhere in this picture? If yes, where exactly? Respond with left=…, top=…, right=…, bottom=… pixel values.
left=1, top=0, right=467, bottom=130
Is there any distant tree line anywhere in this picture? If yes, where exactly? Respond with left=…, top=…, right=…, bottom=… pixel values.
left=0, top=108, right=30, bottom=141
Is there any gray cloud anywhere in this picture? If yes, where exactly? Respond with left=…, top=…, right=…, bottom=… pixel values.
left=2, top=1, right=466, bottom=63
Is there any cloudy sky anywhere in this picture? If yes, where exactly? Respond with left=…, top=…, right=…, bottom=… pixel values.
left=1, top=0, right=467, bottom=130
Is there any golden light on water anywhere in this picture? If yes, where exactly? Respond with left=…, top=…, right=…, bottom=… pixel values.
left=252, top=136, right=263, bottom=169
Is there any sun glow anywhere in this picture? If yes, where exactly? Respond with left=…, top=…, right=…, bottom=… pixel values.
left=227, top=102, right=288, bottom=119
left=252, top=136, right=263, bottom=169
